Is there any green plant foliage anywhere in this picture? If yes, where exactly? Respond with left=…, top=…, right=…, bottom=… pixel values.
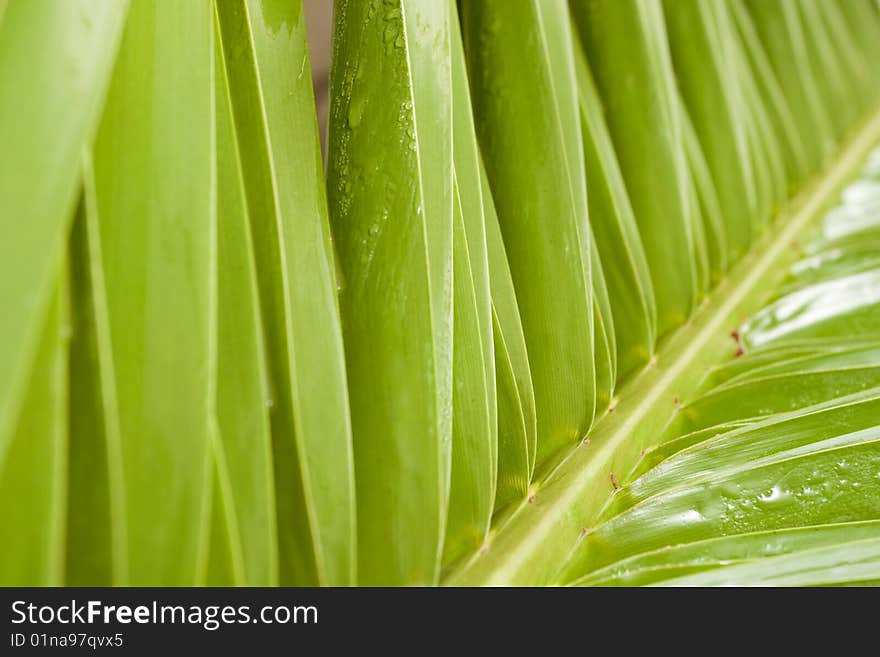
left=460, top=0, right=596, bottom=464
left=665, top=0, right=756, bottom=258
left=444, top=0, right=497, bottom=565
left=213, top=24, right=278, bottom=586
left=327, top=0, right=453, bottom=585
left=744, top=0, right=836, bottom=168
left=563, top=158, right=880, bottom=586
left=482, top=162, right=537, bottom=508
left=216, top=0, right=356, bottom=587
left=0, top=0, right=128, bottom=483
left=731, top=0, right=810, bottom=188
left=87, top=0, right=216, bottom=586
left=2, top=0, right=880, bottom=588
left=573, top=42, right=657, bottom=377
left=571, top=0, right=698, bottom=335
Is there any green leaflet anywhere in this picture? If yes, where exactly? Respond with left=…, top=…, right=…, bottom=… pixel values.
left=559, top=156, right=880, bottom=585
left=731, top=23, right=787, bottom=219
left=0, top=281, right=68, bottom=586
left=573, top=522, right=880, bottom=586
left=573, top=40, right=657, bottom=377
left=835, top=0, right=880, bottom=100
left=721, top=0, right=784, bottom=230
left=482, top=165, right=537, bottom=508
left=444, top=0, right=497, bottom=565
left=744, top=0, right=835, bottom=169
left=575, top=394, right=880, bottom=575
left=668, top=364, right=880, bottom=436
left=571, top=0, right=697, bottom=336
left=447, top=125, right=880, bottom=587
left=679, top=96, right=728, bottom=281
left=212, top=21, right=278, bottom=586
left=328, top=0, right=453, bottom=585
left=591, top=236, right=616, bottom=410
left=796, top=0, right=856, bottom=140
left=742, top=270, right=880, bottom=348
left=89, top=0, right=214, bottom=585
left=461, top=0, right=595, bottom=463
left=731, top=0, right=810, bottom=188
left=0, top=0, right=128, bottom=468
left=653, top=535, right=880, bottom=587
left=681, top=125, right=711, bottom=299
left=815, top=1, right=873, bottom=118
left=446, top=187, right=495, bottom=562
left=664, top=0, right=756, bottom=257
left=722, top=345, right=880, bottom=384
left=65, top=175, right=125, bottom=586
left=701, top=339, right=876, bottom=392
left=781, top=0, right=838, bottom=161
left=216, top=0, right=356, bottom=586
left=0, top=0, right=878, bottom=590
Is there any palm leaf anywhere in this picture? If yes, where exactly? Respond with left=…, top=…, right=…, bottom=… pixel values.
left=664, top=0, right=757, bottom=258
left=65, top=172, right=125, bottom=586
left=678, top=94, right=728, bottom=281
left=743, top=0, right=836, bottom=167
left=327, top=0, right=453, bottom=585
left=460, top=0, right=596, bottom=464
left=444, top=0, right=498, bottom=565
left=87, top=0, right=216, bottom=585
left=0, top=0, right=127, bottom=478
left=216, top=0, right=356, bottom=587
left=573, top=40, right=657, bottom=376
left=448, top=125, right=880, bottom=585
left=571, top=0, right=697, bottom=335
left=212, top=19, right=278, bottom=586
left=482, top=162, right=537, bottom=508
left=2, top=0, right=880, bottom=588
left=0, top=280, right=68, bottom=585
left=731, top=0, right=810, bottom=187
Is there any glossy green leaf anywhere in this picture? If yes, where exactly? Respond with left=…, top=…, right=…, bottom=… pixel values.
left=591, top=236, right=617, bottom=410
left=664, top=0, right=756, bottom=257
left=742, top=270, right=880, bottom=348
left=731, top=0, right=810, bottom=187
left=65, top=173, right=123, bottom=586
left=653, top=535, right=880, bottom=587
left=461, top=0, right=595, bottom=462
left=573, top=521, right=880, bottom=586
left=679, top=95, right=728, bottom=281
left=0, top=281, right=68, bottom=585
left=444, top=0, right=497, bottom=563
left=702, top=339, right=877, bottom=392
left=814, top=0, right=874, bottom=115
left=482, top=165, right=537, bottom=508
left=328, top=0, right=453, bottom=585
left=89, top=0, right=214, bottom=585
left=835, top=0, right=880, bottom=97
left=578, top=398, right=880, bottom=575
left=743, top=0, right=835, bottom=168
left=731, top=25, right=787, bottom=218
left=681, top=122, right=711, bottom=299
left=573, top=39, right=657, bottom=376
left=560, top=157, right=880, bottom=585
left=212, top=23, right=278, bottom=586
left=796, top=0, right=855, bottom=139
left=217, top=0, right=356, bottom=586
left=0, top=0, right=128, bottom=462
left=448, top=126, right=880, bottom=586
left=571, top=0, right=697, bottom=335
left=2, top=0, right=880, bottom=589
